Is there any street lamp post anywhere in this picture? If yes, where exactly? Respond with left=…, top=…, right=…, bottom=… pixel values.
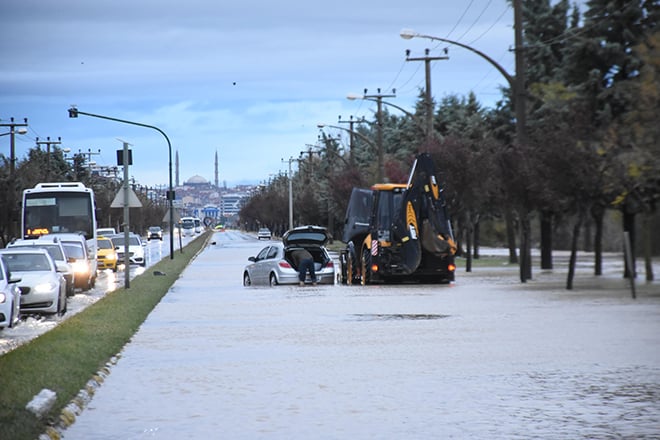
left=316, top=123, right=380, bottom=181
left=68, top=107, right=175, bottom=260
left=281, top=156, right=301, bottom=231
left=399, top=27, right=526, bottom=148
left=347, top=93, right=427, bottom=144
left=345, top=89, right=394, bottom=182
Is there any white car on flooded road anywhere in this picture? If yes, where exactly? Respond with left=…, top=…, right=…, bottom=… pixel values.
left=0, top=255, right=21, bottom=329
left=0, top=248, right=67, bottom=316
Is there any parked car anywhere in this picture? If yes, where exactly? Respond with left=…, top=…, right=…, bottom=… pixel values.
left=112, top=234, right=146, bottom=266
left=257, top=228, right=272, bottom=240
left=147, top=226, right=163, bottom=241
left=0, top=256, right=21, bottom=329
left=243, top=225, right=335, bottom=286
left=6, top=235, right=76, bottom=297
left=97, top=236, right=118, bottom=272
left=96, top=227, right=117, bottom=236
left=0, top=248, right=67, bottom=316
left=50, top=232, right=96, bottom=291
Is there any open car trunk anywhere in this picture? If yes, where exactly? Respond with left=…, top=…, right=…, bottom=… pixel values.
left=284, top=247, right=329, bottom=272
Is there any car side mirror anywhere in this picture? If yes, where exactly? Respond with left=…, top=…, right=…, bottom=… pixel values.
left=8, top=272, right=21, bottom=284
left=248, top=256, right=256, bottom=262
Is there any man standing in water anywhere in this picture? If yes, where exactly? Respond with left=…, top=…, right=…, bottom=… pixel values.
left=291, top=248, right=317, bottom=286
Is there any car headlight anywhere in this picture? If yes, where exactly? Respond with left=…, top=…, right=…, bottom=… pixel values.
left=34, top=281, right=58, bottom=293
left=0, top=292, right=6, bottom=303
left=72, top=260, right=89, bottom=274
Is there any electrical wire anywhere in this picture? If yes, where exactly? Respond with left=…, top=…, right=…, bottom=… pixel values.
left=451, top=0, right=494, bottom=45
left=444, top=0, right=475, bottom=40
left=468, top=4, right=511, bottom=46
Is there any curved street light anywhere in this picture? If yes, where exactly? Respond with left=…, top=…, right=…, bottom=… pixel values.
left=347, top=93, right=415, bottom=119
left=317, top=123, right=384, bottom=180
left=399, top=27, right=526, bottom=145
left=67, top=107, right=175, bottom=260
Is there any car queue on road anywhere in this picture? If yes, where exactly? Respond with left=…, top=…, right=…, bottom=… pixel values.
left=0, top=227, right=176, bottom=336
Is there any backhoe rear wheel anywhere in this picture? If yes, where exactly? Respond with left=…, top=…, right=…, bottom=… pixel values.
left=361, top=248, right=371, bottom=286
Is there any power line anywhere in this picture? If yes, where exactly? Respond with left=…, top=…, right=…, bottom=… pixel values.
left=468, top=4, right=511, bottom=46
left=451, top=0, right=494, bottom=44
left=444, top=0, right=475, bottom=40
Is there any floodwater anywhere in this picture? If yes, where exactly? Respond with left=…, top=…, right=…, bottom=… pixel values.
left=62, top=231, right=660, bottom=439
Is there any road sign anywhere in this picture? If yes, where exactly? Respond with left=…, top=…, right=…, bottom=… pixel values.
left=110, top=188, right=143, bottom=208
left=163, top=208, right=181, bottom=223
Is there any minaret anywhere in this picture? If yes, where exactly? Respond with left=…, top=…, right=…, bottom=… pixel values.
left=175, top=151, right=180, bottom=187
left=214, top=150, right=219, bottom=188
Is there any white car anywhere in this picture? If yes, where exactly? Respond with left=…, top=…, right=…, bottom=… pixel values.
left=6, top=236, right=76, bottom=297
left=257, top=228, right=272, bottom=240
left=111, top=234, right=146, bottom=267
left=0, top=256, right=21, bottom=329
left=50, top=232, right=96, bottom=291
left=0, top=248, right=67, bottom=316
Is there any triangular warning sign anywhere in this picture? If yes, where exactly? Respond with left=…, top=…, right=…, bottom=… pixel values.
left=111, top=188, right=143, bottom=208
left=163, top=208, right=181, bottom=223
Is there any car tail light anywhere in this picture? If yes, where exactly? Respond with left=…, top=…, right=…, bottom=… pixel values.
left=279, top=261, right=292, bottom=269
left=324, top=261, right=334, bottom=269
left=448, top=263, right=456, bottom=272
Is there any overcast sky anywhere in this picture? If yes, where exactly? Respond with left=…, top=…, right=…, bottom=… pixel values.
left=2, top=0, right=526, bottom=188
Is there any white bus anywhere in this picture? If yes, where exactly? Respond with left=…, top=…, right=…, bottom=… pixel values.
left=21, top=182, right=97, bottom=277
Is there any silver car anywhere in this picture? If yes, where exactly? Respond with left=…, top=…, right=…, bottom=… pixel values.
left=0, top=248, right=67, bottom=316
left=0, top=256, right=21, bottom=329
left=243, top=225, right=335, bottom=286
left=6, top=236, right=76, bottom=297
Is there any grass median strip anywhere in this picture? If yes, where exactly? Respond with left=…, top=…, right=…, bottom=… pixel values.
left=0, top=232, right=211, bottom=440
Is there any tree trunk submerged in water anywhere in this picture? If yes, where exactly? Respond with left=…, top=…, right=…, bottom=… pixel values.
left=566, top=212, right=584, bottom=290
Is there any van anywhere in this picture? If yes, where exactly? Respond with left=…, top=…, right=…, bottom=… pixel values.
left=180, top=217, right=195, bottom=237
left=97, top=227, right=117, bottom=236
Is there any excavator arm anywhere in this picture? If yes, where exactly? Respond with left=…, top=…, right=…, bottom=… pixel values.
left=392, top=153, right=457, bottom=274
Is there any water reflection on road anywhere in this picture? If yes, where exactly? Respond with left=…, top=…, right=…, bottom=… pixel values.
left=62, top=230, right=660, bottom=439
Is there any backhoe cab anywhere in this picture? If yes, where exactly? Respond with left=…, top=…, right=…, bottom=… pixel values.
left=340, top=153, right=457, bottom=285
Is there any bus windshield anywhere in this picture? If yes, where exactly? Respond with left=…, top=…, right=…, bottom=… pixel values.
left=23, top=192, right=94, bottom=240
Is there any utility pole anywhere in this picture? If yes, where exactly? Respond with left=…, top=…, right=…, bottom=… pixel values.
left=361, top=88, right=396, bottom=182
left=404, top=48, right=448, bottom=141
left=282, top=156, right=301, bottom=231
left=0, top=117, right=28, bottom=177
left=338, top=115, right=363, bottom=164
left=0, top=117, right=28, bottom=239
left=36, top=136, right=62, bottom=181
left=78, top=148, right=101, bottom=165
left=121, top=141, right=131, bottom=289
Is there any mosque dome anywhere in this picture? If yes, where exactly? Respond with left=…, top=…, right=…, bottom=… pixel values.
left=186, top=175, right=209, bottom=185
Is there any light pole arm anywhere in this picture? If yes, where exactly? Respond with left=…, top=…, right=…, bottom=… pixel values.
left=400, top=30, right=515, bottom=90
left=317, top=124, right=376, bottom=150
left=68, top=107, right=175, bottom=260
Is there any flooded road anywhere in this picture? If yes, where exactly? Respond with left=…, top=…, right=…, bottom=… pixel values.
left=63, top=230, right=660, bottom=439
